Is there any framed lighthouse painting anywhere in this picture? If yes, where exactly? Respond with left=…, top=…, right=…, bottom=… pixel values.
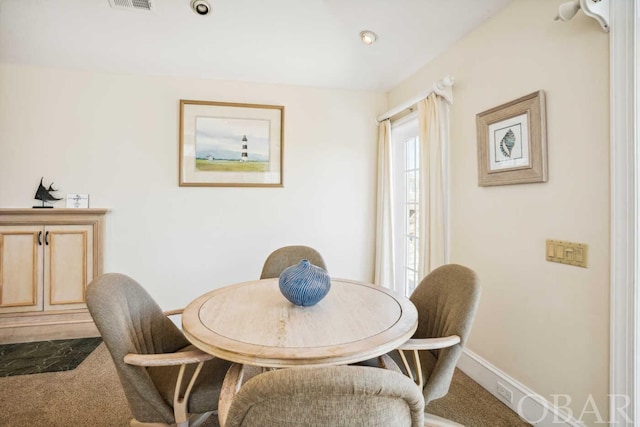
left=179, top=100, right=284, bottom=187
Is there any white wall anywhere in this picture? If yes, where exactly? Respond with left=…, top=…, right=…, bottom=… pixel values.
left=0, top=64, right=386, bottom=309
left=388, top=0, right=609, bottom=424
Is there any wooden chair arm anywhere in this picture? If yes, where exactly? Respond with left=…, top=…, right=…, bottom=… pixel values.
left=396, top=335, right=461, bottom=389
left=124, top=349, right=214, bottom=367
left=163, top=308, right=184, bottom=317
left=218, top=363, right=245, bottom=427
left=125, top=348, right=215, bottom=426
left=397, top=335, right=461, bottom=351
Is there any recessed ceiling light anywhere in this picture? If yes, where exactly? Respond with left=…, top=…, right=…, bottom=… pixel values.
left=191, top=0, right=211, bottom=16
left=360, top=30, right=378, bottom=46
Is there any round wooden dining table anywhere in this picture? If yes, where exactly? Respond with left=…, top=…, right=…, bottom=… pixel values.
left=182, top=278, right=418, bottom=368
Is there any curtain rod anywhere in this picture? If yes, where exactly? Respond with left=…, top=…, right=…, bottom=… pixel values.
left=376, top=75, right=455, bottom=123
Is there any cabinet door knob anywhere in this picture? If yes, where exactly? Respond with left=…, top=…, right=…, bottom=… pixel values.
left=37, top=231, right=42, bottom=246
left=45, top=231, right=49, bottom=246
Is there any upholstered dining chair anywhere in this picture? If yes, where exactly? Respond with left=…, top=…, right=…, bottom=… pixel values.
left=260, top=245, right=327, bottom=279
left=219, top=365, right=425, bottom=427
left=394, top=264, right=480, bottom=407
left=361, top=264, right=480, bottom=412
left=86, top=273, right=233, bottom=427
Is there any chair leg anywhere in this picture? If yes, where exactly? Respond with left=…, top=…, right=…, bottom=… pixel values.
left=218, top=363, right=245, bottom=427
left=129, top=413, right=211, bottom=427
left=189, top=412, right=213, bottom=427
left=130, top=419, right=171, bottom=427
left=423, top=413, right=465, bottom=427
left=377, top=354, right=403, bottom=373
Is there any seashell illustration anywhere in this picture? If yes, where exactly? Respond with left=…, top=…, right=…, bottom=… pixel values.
left=500, top=129, right=516, bottom=158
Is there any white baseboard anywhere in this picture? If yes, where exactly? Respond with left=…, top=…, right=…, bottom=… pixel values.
left=457, top=349, right=584, bottom=426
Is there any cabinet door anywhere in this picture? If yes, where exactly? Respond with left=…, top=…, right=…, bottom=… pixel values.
left=44, top=225, right=94, bottom=311
left=0, top=226, right=44, bottom=313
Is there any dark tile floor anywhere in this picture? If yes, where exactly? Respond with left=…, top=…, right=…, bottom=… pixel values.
left=0, top=337, right=102, bottom=376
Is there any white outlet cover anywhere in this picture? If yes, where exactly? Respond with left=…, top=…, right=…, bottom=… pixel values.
left=497, top=381, right=513, bottom=403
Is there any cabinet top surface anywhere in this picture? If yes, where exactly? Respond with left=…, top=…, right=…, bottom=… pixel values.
left=0, top=208, right=109, bottom=215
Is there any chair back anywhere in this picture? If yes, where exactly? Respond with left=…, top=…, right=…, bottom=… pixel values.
left=86, top=273, right=189, bottom=423
left=225, top=366, right=424, bottom=427
left=260, top=245, right=327, bottom=279
left=410, top=264, right=480, bottom=404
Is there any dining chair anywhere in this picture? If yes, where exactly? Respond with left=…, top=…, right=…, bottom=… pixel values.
left=393, top=264, right=481, bottom=408
left=400, top=264, right=480, bottom=406
left=361, top=264, right=480, bottom=411
left=86, top=273, right=233, bottom=427
left=219, top=365, right=425, bottom=427
left=259, top=245, right=327, bottom=279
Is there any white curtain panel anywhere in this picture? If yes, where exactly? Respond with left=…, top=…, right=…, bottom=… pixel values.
left=417, top=94, right=449, bottom=278
left=374, top=120, right=396, bottom=289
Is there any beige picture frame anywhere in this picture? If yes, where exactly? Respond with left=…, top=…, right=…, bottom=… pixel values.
left=65, top=193, right=90, bottom=208
left=476, top=91, right=547, bottom=186
left=179, top=100, right=284, bottom=187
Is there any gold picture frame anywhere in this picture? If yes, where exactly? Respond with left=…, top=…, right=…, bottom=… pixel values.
left=476, top=91, right=547, bottom=186
left=179, top=100, right=284, bottom=187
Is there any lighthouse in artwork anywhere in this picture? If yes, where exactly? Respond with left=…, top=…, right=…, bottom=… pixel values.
left=240, top=135, right=248, bottom=162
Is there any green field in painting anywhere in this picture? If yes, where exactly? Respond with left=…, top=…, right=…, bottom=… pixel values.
left=196, top=159, right=269, bottom=172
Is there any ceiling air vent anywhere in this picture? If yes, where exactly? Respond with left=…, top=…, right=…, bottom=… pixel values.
left=108, top=0, right=153, bottom=12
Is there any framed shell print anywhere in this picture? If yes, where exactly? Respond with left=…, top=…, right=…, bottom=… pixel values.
left=476, top=91, right=547, bottom=186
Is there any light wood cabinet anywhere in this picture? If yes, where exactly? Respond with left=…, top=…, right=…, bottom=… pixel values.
left=0, top=209, right=107, bottom=343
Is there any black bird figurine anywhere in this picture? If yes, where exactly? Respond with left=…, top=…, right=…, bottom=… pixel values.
left=33, top=177, right=62, bottom=208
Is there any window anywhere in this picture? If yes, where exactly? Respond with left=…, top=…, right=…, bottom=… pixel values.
left=391, top=115, right=419, bottom=297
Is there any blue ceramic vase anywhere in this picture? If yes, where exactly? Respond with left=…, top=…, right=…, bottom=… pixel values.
left=278, top=259, right=331, bottom=307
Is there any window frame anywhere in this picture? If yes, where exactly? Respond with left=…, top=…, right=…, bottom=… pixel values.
left=390, top=113, right=420, bottom=297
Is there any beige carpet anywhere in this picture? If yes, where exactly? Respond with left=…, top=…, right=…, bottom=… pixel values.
left=0, top=343, right=529, bottom=426
left=0, top=343, right=129, bottom=426
left=427, top=369, right=531, bottom=427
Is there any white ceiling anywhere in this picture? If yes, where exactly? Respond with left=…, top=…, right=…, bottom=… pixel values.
left=0, top=0, right=512, bottom=91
